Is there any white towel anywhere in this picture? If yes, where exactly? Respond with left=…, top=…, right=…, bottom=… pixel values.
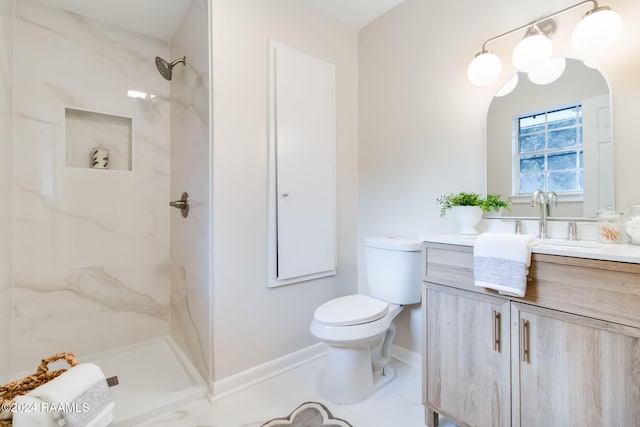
left=12, top=363, right=114, bottom=427
left=12, top=395, right=58, bottom=427
left=473, top=233, right=538, bottom=297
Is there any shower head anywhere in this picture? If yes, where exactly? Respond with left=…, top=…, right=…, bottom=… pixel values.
left=155, top=56, right=186, bottom=81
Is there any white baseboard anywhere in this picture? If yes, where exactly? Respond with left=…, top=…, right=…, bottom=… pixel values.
left=391, top=344, right=421, bottom=370
left=211, top=343, right=420, bottom=401
left=212, top=343, right=327, bottom=401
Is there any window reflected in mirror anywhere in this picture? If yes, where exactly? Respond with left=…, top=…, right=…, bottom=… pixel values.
left=516, top=105, right=583, bottom=195
left=487, top=58, right=612, bottom=218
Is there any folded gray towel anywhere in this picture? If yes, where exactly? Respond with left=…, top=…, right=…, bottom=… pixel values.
left=474, top=256, right=528, bottom=297
left=473, top=233, right=537, bottom=297
left=58, top=379, right=114, bottom=427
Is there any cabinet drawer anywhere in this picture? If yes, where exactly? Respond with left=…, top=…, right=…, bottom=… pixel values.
left=423, top=243, right=474, bottom=289
left=528, top=255, right=640, bottom=329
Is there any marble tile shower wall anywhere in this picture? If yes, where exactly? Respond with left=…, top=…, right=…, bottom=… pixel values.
left=12, top=0, right=171, bottom=370
left=0, top=0, right=13, bottom=380
left=169, top=0, right=211, bottom=382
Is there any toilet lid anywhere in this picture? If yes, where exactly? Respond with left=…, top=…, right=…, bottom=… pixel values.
left=314, top=295, right=390, bottom=326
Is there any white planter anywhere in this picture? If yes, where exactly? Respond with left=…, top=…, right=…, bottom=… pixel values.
left=454, top=206, right=483, bottom=235
left=485, top=207, right=504, bottom=218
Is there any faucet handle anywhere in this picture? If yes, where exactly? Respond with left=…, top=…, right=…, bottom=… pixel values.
left=567, top=221, right=578, bottom=241
left=514, top=219, right=523, bottom=234
left=500, top=218, right=524, bottom=234
left=546, top=191, right=558, bottom=206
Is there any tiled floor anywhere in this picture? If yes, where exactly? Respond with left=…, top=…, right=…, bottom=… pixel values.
left=141, top=356, right=457, bottom=427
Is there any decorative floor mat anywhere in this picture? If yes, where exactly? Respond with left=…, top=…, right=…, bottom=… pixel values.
left=260, top=401, right=352, bottom=427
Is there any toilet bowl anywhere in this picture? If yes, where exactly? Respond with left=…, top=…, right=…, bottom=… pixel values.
left=310, top=294, right=402, bottom=345
left=309, top=237, right=422, bottom=404
left=310, top=294, right=403, bottom=404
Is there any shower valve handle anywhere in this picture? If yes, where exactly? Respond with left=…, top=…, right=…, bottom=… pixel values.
left=169, top=192, right=189, bottom=218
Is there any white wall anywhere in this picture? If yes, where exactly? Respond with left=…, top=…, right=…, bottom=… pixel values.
left=212, top=0, right=359, bottom=380
left=170, top=0, right=211, bottom=383
left=0, top=0, right=12, bottom=381
left=359, top=0, right=640, bottom=353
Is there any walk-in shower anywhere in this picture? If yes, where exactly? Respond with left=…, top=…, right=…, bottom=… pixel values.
left=155, top=56, right=187, bottom=80
left=2, top=0, right=210, bottom=424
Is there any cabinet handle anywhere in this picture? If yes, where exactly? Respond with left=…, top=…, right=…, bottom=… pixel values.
left=521, top=318, right=530, bottom=363
left=492, top=309, right=501, bottom=353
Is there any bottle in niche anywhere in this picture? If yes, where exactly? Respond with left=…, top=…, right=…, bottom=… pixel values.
left=90, top=146, right=109, bottom=169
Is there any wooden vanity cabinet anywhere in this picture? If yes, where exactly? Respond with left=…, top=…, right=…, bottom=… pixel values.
left=424, top=285, right=510, bottom=427
left=422, top=242, right=640, bottom=427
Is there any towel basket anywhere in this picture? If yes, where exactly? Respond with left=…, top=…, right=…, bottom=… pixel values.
left=0, top=352, right=78, bottom=426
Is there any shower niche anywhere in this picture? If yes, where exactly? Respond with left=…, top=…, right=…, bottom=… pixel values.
left=65, top=108, right=133, bottom=171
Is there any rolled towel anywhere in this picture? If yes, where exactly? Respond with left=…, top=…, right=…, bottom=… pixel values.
left=473, top=233, right=538, bottom=297
left=12, top=395, right=58, bottom=427
left=12, top=363, right=114, bottom=427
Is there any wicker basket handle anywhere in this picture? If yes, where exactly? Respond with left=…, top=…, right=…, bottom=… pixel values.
left=36, top=352, right=78, bottom=375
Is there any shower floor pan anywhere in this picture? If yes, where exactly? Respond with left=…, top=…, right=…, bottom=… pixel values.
left=7, top=337, right=207, bottom=426
left=83, top=337, right=208, bottom=426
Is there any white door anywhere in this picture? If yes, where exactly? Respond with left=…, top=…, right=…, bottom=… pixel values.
left=269, top=42, right=336, bottom=284
left=582, top=94, right=613, bottom=216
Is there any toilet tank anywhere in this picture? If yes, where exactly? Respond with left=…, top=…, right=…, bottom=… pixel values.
left=364, top=237, right=422, bottom=305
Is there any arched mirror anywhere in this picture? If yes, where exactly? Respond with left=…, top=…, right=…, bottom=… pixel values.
left=486, top=58, right=612, bottom=218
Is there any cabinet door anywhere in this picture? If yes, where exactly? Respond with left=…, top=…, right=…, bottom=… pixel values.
left=425, top=284, right=511, bottom=427
left=267, top=41, right=336, bottom=286
left=513, top=303, right=640, bottom=427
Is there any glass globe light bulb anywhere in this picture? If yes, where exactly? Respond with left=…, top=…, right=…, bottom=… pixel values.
left=528, top=58, right=566, bottom=85
left=512, top=34, right=553, bottom=72
left=467, top=51, right=502, bottom=86
left=572, top=7, right=623, bottom=53
left=495, top=73, right=519, bottom=97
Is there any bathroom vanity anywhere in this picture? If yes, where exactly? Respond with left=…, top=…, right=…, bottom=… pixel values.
left=421, top=237, right=640, bottom=427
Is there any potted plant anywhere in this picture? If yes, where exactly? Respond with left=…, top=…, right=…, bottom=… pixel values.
left=437, top=192, right=510, bottom=234
left=481, top=193, right=510, bottom=217
left=437, top=192, right=485, bottom=235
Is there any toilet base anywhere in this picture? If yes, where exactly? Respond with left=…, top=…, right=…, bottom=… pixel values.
left=319, top=345, right=397, bottom=404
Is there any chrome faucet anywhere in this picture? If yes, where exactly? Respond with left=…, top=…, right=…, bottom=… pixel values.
left=530, top=190, right=548, bottom=238
left=546, top=191, right=558, bottom=211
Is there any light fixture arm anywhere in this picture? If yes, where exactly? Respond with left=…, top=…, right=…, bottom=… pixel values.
left=480, top=0, right=598, bottom=51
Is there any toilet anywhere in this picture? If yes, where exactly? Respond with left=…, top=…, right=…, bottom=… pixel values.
left=309, top=236, right=422, bottom=404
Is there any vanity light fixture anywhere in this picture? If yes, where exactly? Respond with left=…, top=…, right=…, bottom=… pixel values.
left=467, top=0, right=623, bottom=87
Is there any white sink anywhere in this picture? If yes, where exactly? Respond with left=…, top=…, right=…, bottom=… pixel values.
left=535, top=239, right=603, bottom=251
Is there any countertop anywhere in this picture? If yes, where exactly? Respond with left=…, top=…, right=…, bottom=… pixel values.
left=421, top=234, right=640, bottom=264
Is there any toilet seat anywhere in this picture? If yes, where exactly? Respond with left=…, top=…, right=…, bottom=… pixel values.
left=313, top=295, right=390, bottom=326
